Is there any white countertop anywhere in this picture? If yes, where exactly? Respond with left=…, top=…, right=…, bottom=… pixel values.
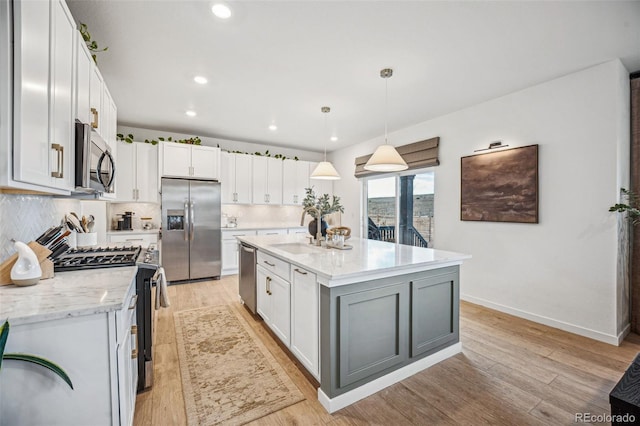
left=0, top=267, right=137, bottom=326
left=237, top=235, right=471, bottom=287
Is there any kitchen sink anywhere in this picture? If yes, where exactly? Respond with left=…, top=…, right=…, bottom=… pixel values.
left=270, top=242, right=321, bottom=255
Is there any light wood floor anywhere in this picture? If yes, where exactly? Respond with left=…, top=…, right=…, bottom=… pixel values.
left=134, top=276, right=640, bottom=425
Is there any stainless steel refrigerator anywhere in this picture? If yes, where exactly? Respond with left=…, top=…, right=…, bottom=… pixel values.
left=161, top=178, right=221, bottom=282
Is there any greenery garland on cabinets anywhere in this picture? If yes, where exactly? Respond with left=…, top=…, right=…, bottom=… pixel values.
left=116, top=134, right=202, bottom=146
left=78, top=23, right=107, bottom=64
left=116, top=134, right=299, bottom=160
left=225, top=149, right=299, bottom=161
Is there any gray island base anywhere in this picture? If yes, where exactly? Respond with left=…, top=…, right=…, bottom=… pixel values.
left=237, top=234, right=470, bottom=413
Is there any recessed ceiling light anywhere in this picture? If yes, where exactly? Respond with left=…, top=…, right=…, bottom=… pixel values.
left=194, top=76, right=208, bottom=85
left=211, top=3, right=232, bottom=19
left=330, top=136, right=338, bottom=142
left=268, top=124, right=278, bottom=131
left=186, top=110, right=197, bottom=117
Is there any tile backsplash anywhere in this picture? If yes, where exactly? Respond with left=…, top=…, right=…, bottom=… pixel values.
left=0, top=194, right=80, bottom=262
left=107, top=202, right=161, bottom=230
left=221, top=204, right=343, bottom=228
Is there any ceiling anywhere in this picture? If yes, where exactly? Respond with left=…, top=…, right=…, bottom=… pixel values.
left=67, top=1, right=640, bottom=153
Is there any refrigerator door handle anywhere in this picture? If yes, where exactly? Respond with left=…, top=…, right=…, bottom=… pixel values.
left=190, top=201, right=195, bottom=240
left=184, top=202, right=189, bottom=241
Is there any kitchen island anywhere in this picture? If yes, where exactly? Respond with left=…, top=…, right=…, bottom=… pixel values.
left=237, top=234, right=470, bottom=413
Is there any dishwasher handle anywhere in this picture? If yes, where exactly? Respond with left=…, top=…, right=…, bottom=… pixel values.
left=241, top=244, right=255, bottom=253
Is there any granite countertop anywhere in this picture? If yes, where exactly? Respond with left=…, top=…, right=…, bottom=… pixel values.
left=0, top=267, right=137, bottom=326
left=237, top=234, right=471, bottom=287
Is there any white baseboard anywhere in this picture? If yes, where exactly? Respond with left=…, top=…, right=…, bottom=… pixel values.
left=317, top=342, right=462, bottom=413
left=617, top=323, right=631, bottom=345
left=461, top=294, right=625, bottom=346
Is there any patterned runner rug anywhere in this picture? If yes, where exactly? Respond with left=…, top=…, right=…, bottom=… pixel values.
left=174, top=305, right=305, bottom=425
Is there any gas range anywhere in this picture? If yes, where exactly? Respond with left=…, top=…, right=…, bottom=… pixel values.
left=53, top=246, right=143, bottom=271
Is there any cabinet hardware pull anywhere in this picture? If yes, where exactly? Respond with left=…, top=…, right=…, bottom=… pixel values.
left=131, top=349, right=138, bottom=359
left=294, top=268, right=307, bottom=275
left=90, top=108, right=99, bottom=128
left=50, top=144, right=64, bottom=178
left=128, top=294, right=138, bottom=310
left=266, top=276, right=272, bottom=295
left=126, top=238, right=144, bottom=241
left=263, top=261, right=275, bottom=267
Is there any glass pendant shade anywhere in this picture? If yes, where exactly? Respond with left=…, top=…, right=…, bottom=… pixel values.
left=311, top=161, right=341, bottom=180
left=364, top=144, right=408, bottom=171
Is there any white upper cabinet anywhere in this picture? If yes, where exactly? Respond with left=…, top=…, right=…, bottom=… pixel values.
left=89, top=63, right=103, bottom=133
left=11, top=0, right=75, bottom=193
left=221, top=152, right=252, bottom=204
left=282, top=159, right=310, bottom=206
left=75, top=36, right=92, bottom=124
left=136, top=143, right=158, bottom=202
left=160, top=143, right=220, bottom=180
left=191, top=145, right=220, bottom=179
left=116, top=141, right=158, bottom=203
left=252, top=156, right=283, bottom=205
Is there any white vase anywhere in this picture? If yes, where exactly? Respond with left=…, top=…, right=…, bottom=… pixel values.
left=10, top=240, right=41, bottom=286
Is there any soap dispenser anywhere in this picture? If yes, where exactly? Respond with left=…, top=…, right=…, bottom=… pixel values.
left=10, top=239, right=42, bottom=286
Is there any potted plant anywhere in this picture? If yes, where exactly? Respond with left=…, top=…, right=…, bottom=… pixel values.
left=609, top=188, right=640, bottom=225
left=302, top=187, right=344, bottom=238
left=0, top=320, right=73, bottom=389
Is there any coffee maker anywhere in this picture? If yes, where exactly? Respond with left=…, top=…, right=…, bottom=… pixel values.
left=122, top=211, right=134, bottom=230
left=116, top=211, right=135, bottom=230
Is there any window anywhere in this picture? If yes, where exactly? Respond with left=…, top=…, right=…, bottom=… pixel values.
left=363, top=171, right=434, bottom=248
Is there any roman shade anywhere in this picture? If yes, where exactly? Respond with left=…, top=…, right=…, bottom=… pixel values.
left=354, top=137, right=440, bottom=178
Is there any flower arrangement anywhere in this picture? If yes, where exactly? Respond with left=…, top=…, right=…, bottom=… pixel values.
left=302, top=187, right=344, bottom=219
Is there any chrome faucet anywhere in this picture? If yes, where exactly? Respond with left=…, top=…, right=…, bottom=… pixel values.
left=301, top=206, right=323, bottom=246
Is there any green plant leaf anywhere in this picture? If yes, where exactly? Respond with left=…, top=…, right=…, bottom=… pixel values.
left=0, top=320, right=9, bottom=370
left=3, top=353, right=73, bottom=390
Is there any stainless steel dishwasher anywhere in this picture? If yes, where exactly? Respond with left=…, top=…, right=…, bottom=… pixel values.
left=239, top=242, right=257, bottom=314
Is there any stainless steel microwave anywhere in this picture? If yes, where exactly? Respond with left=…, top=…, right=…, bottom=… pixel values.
left=74, top=120, right=115, bottom=194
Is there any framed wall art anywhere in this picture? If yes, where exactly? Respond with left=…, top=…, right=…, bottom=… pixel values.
left=460, top=144, right=538, bottom=223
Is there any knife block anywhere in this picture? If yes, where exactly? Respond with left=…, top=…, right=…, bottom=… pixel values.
left=0, top=241, right=54, bottom=286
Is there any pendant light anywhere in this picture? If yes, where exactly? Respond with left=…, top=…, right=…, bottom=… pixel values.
left=310, top=106, right=341, bottom=180
left=364, top=68, right=408, bottom=172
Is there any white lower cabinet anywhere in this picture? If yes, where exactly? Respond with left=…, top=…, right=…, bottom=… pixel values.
left=0, top=279, right=138, bottom=425
left=257, top=264, right=291, bottom=347
left=290, top=266, right=319, bottom=377
left=222, top=229, right=257, bottom=275
left=256, top=228, right=288, bottom=236
left=256, top=253, right=319, bottom=379
left=108, top=232, right=158, bottom=246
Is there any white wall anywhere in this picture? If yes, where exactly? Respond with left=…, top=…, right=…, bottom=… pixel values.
left=329, top=60, right=630, bottom=344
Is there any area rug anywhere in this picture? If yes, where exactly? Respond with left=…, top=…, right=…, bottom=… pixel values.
left=174, top=305, right=305, bottom=425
